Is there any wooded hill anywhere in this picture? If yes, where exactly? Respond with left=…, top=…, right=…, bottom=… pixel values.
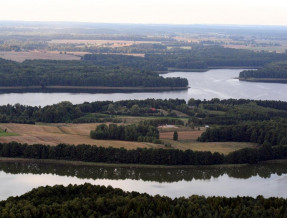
left=1, top=184, right=286, bottom=217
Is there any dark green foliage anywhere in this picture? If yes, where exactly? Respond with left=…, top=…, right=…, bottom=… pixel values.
left=240, top=61, right=287, bottom=79
left=1, top=142, right=287, bottom=165
left=0, top=58, right=188, bottom=88
left=0, top=99, right=186, bottom=123
left=83, top=46, right=287, bottom=70
left=82, top=53, right=166, bottom=71
left=173, top=131, right=178, bottom=141
left=1, top=184, right=287, bottom=217
left=90, top=123, right=159, bottom=142
left=198, top=120, right=287, bottom=146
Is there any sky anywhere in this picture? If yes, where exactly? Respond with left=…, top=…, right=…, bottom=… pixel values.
left=1, top=0, right=287, bottom=26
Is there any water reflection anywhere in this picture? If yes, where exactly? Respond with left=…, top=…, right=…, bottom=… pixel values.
left=0, top=161, right=287, bottom=200
left=0, top=162, right=286, bottom=182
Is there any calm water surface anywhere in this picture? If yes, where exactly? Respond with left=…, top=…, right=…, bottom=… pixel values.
left=1, top=69, right=287, bottom=106
left=0, top=162, right=287, bottom=200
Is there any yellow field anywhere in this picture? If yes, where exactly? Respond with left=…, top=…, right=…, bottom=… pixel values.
left=160, top=130, right=203, bottom=140
left=0, top=123, right=160, bottom=149
left=0, top=51, right=83, bottom=62
left=165, top=140, right=257, bottom=155
left=0, top=123, right=257, bottom=154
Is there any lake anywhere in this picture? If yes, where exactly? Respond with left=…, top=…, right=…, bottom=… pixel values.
left=0, top=161, right=287, bottom=201
left=1, top=69, right=287, bottom=106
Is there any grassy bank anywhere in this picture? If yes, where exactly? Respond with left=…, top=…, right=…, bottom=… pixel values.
left=0, top=157, right=249, bottom=169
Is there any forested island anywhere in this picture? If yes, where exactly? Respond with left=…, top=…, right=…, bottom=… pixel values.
left=0, top=58, right=188, bottom=92
left=239, top=61, right=287, bottom=83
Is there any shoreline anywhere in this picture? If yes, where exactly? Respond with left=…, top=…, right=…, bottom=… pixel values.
left=0, top=86, right=189, bottom=93
left=1, top=157, right=286, bottom=169
left=158, top=66, right=258, bottom=74
left=239, top=78, right=287, bottom=84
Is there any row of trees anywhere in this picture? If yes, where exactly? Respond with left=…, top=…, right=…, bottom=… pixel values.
left=0, top=99, right=186, bottom=123
left=2, top=98, right=287, bottom=124
left=1, top=142, right=287, bottom=165
left=90, top=123, right=159, bottom=142
left=1, top=183, right=286, bottom=217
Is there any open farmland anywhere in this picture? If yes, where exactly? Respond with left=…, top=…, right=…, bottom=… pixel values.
left=49, top=39, right=161, bottom=47
left=0, top=51, right=83, bottom=62
left=0, top=123, right=257, bottom=154
left=160, top=130, right=257, bottom=154
left=160, top=130, right=204, bottom=140
left=0, top=123, right=160, bottom=149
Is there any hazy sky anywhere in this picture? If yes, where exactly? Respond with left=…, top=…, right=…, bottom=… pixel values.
left=1, top=0, right=287, bottom=25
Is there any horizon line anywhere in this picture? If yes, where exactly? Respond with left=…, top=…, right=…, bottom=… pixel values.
left=1, top=20, right=287, bottom=28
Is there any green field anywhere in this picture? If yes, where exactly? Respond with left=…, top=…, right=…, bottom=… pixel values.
left=0, top=129, right=18, bottom=137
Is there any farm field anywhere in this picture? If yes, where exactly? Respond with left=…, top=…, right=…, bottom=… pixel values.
left=0, top=51, right=82, bottom=62
left=165, top=140, right=257, bottom=155
left=159, top=130, right=257, bottom=154
left=0, top=123, right=256, bottom=154
left=49, top=39, right=161, bottom=47
left=0, top=123, right=159, bottom=149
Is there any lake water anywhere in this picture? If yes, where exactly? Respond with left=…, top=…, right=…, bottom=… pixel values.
left=0, top=161, right=287, bottom=200
left=1, top=69, right=287, bottom=106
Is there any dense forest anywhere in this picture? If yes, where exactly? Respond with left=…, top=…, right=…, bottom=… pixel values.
left=240, top=61, right=287, bottom=80
left=1, top=184, right=286, bottom=217
left=1, top=142, right=287, bottom=165
left=198, top=120, right=287, bottom=146
left=83, top=46, right=287, bottom=70
left=0, top=58, right=188, bottom=88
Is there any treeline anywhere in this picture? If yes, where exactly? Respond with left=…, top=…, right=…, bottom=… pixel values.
left=0, top=58, right=188, bottom=87
left=188, top=99, right=287, bottom=126
left=90, top=123, right=159, bottom=143
left=198, top=120, right=287, bottom=146
left=2, top=98, right=287, bottom=124
left=83, top=46, right=287, bottom=70
left=240, top=61, right=287, bottom=79
left=1, top=184, right=287, bottom=217
left=82, top=54, right=166, bottom=71
left=0, top=99, right=186, bottom=123
left=1, top=142, right=287, bottom=165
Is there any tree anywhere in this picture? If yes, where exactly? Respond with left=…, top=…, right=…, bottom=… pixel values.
left=173, top=131, right=178, bottom=141
left=131, top=104, right=140, bottom=115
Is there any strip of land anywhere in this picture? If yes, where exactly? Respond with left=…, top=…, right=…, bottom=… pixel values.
left=0, top=123, right=257, bottom=154
left=239, top=78, right=287, bottom=83
left=0, top=86, right=188, bottom=93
